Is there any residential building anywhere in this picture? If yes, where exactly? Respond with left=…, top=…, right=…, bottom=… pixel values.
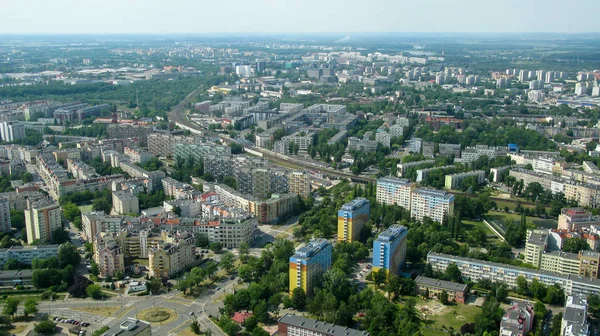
left=414, top=276, right=468, bottom=303
left=396, top=160, right=435, bottom=178
left=123, top=147, right=154, bottom=164
left=375, top=130, right=391, bottom=147
left=416, top=165, right=455, bottom=183
left=376, top=176, right=414, bottom=210
left=278, top=314, right=369, bottom=336
left=0, top=197, right=10, bottom=232
left=499, top=302, right=534, bottom=336
left=425, top=117, right=461, bottom=131
left=113, top=191, right=140, bottom=215
left=148, top=234, right=196, bottom=278
left=289, top=238, right=332, bottom=295
left=0, top=121, right=25, bottom=142
left=561, top=295, right=589, bottom=336
left=337, top=198, right=370, bottom=243
left=528, top=90, right=546, bottom=103
left=107, top=124, right=151, bottom=146
left=0, top=245, right=59, bottom=268
left=287, top=171, right=310, bottom=198
left=410, top=138, right=423, bottom=153
left=93, top=234, right=125, bottom=278
left=444, top=170, right=486, bottom=190
left=558, top=208, right=600, bottom=230
left=410, top=188, right=454, bottom=224
left=525, top=230, right=548, bottom=268
left=105, top=318, right=151, bottom=336
left=173, top=142, right=231, bottom=163
left=372, top=225, right=408, bottom=276
left=24, top=198, right=62, bottom=244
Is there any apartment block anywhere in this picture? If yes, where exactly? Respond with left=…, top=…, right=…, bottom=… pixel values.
left=499, top=302, right=534, bottom=336
left=337, top=198, right=370, bottom=243
left=0, top=121, right=25, bottom=142
left=0, top=245, right=59, bottom=269
left=558, top=208, right=600, bottom=230
left=289, top=238, right=332, bottom=295
left=123, top=147, right=154, bottom=164
left=173, top=142, right=231, bottom=164
left=372, top=225, right=408, bottom=276
left=278, top=314, right=368, bottom=336
left=93, top=233, right=125, bottom=277
left=414, top=276, right=468, bottom=303
left=286, top=171, right=310, bottom=198
left=376, top=176, right=414, bottom=210
left=148, top=234, right=196, bottom=278
left=107, top=124, right=151, bottom=146
left=410, top=188, right=454, bottom=224
left=416, top=165, right=456, bottom=183
left=112, top=191, right=140, bottom=215
left=444, top=170, right=486, bottom=190
left=24, top=197, right=62, bottom=244
left=0, top=197, right=11, bottom=232
left=396, top=160, right=435, bottom=178
left=561, top=295, right=589, bottom=336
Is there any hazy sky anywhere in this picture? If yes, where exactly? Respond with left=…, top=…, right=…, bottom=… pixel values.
left=1, top=0, right=598, bottom=34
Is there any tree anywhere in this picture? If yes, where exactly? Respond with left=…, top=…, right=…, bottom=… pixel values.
left=62, top=202, right=81, bottom=222
left=3, top=297, right=19, bottom=319
left=10, top=209, right=25, bottom=230
left=86, top=284, right=103, bottom=299
left=562, top=238, right=590, bottom=253
left=190, top=320, right=201, bottom=334
left=92, top=197, right=111, bottom=213
left=196, top=234, right=210, bottom=248
left=89, top=260, right=99, bottom=276
left=374, top=268, right=387, bottom=287
left=58, top=243, right=81, bottom=268
left=588, top=294, right=600, bottom=318
left=172, top=206, right=182, bottom=216
left=24, top=299, right=38, bottom=320
left=239, top=242, right=249, bottom=262
left=220, top=252, right=236, bottom=273
left=238, top=264, right=253, bottom=282
left=146, top=278, right=162, bottom=294
left=291, top=287, right=307, bottom=310
left=210, top=242, right=223, bottom=253
left=444, top=263, right=462, bottom=282
left=439, top=290, right=449, bottom=305
left=51, top=227, right=70, bottom=244
left=34, top=318, right=56, bottom=334
left=244, top=315, right=258, bottom=332
left=254, top=301, right=269, bottom=323
left=205, top=261, right=218, bottom=280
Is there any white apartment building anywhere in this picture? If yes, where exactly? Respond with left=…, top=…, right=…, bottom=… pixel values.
left=376, top=176, right=415, bottom=210
left=112, top=191, right=140, bottom=215
left=24, top=198, right=62, bottom=244
left=0, top=121, right=25, bottom=142
left=410, top=188, right=454, bottom=223
left=0, top=197, right=11, bottom=232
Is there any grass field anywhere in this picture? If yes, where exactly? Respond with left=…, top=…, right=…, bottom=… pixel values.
left=416, top=298, right=481, bottom=331
left=485, top=211, right=558, bottom=231
left=78, top=204, right=93, bottom=213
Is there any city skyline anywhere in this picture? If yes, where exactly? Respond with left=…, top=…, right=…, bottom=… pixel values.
left=1, top=0, right=599, bottom=35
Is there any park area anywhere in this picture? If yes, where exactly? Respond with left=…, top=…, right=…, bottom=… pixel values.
left=416, top=298, right=481, bottom=334
left=484, top=211, right=557, bottom=237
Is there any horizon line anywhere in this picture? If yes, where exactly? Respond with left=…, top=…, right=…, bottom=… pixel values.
left=1, top=31, right=600, bottom=36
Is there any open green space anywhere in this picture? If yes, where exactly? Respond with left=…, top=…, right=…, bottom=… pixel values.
left=78, top=204, right=93, bottom=213
left=418, top=298, right=481, bottom=331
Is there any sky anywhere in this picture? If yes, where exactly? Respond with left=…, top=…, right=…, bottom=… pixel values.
left=1, top=0, right=599, bottom=35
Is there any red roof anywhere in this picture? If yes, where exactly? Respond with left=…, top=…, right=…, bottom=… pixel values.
left=232, top=312, right=253, bottom=324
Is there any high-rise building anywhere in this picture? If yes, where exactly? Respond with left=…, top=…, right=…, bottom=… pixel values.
left=0, top=197, right=11, bottom=232
left=376, top=176, right=414, bottom=210
left=372, top=225, right=408, bottom=276
left=337, top=198, right=370, bottom=243
left=256, top=61, right=267, bottom=73
left=287, top=171, right=310, bottom=198
left=289, top=238, right=332, bottom=295
left=24, top=198, right=62, bottom=244
left=93, top=233, right=125, bottom=277
left=410, top=188, right=454, bottom=224
left=148, top=234, right=196, bottom=278
left=112, top=191, right=140, bottom=215
left=0, top=121, right=25, bottom=142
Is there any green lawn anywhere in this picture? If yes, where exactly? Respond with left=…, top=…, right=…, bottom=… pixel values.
left=78, top=204, right=93, bottom=213
left=416, top=297, right=481, bottom=331
left=462, top=220, right=494, bottom=236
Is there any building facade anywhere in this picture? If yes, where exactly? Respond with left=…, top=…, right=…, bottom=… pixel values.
left=376, top=176, right=414, bottom=210
left=372, top=225, right=408, bottom=276
left=337, top=198, right=370, bottom=243
left=289, top=239, right=332, bottom=296
left=24, top=198, right=62, bottom=244
left=410, top=188, right=454, bottom=224
left=414, top=276, right=468, bottom=303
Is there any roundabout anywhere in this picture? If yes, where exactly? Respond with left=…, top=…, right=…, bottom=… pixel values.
left=136, top=308, right=179, bottom=325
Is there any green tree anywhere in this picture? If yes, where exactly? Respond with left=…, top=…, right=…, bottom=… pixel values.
left=562, top=238, right=590, bottom=253
left=210, top=242, right=223, bottom=253
left=254, top=301, right=269, bottom=323
left=444, top=263, right=462, bottom=282
left=220, top=252, right=236, bottom=273
left=58, top=243, right=81, bottom=268
left=190, top=321, right=201, bottom=334
left=62, top=202, right=82, bottom=222
left=23, top=299, right=38, bottom=320
left=86, top=284, right=103, bottom=299
left=239, top=242, right=249, bottom=262
left=50, top=227, right=70, bottom=244
left=439, top=290, right=449, bottom=305
left=374, top=268, right=387, bottom=287
left=146, top=278, right=162, bottom=294
left=291, top=287, right=306, bottom=310
left=3, top=297, right=20, bottom=319
left=34, top=318, right=56, bottom=334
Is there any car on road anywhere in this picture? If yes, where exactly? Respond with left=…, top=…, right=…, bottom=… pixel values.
left=189, top=312, right=194, bottom=316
